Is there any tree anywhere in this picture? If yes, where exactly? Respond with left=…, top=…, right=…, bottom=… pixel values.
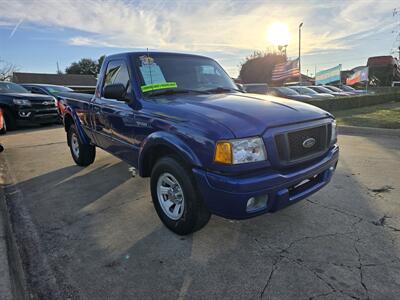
left=239, top=51, right=286, bottom=84
left=0, top=58, right=19, bottom=81
left=97, top=55, right=105, bottom=73
left=65, top=58, right=98, bottom=75
left=65, top=55, right=106, bottom=76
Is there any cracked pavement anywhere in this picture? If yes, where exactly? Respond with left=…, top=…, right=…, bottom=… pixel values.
left=0, top=125, right=399, bottom=299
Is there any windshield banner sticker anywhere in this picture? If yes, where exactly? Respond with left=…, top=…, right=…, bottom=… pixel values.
left=139, top=55, right=166, bottom=85
left=139, top=55, right=154, bottom=65
left=141, top=82, right=178, bottom=93
left=139, top=64, right=166, bottom=85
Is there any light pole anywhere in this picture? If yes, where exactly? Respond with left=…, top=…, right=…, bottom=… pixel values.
left=298, top=22, right=303, bottom=84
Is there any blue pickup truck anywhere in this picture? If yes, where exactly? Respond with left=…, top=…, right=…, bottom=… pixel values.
left=62, top=52, right=339, bottom=235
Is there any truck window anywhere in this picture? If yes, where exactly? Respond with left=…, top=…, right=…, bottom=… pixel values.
left=103, top=60, right=130, bottom=96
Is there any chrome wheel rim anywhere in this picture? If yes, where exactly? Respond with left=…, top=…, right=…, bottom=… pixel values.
left=71, top=133, right=80, bottom=158
left=156, top=173, right=184, bottom=220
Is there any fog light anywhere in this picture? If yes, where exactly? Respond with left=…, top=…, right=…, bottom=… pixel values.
left=246, top=195, right=268, bottom=212
left=19, top=111, right=31, bottom=117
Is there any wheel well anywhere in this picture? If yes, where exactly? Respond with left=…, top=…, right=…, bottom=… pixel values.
left=64, top=114, right=74, bottom=133
left=141, top=144, right=188, bottom=177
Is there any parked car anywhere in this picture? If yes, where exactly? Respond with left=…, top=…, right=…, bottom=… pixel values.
left=323, top=85, right=352, bottom=96
left=0, top=81, right=58, bottom=131
left=267, top=86, right=313, bottom=101
left=243, top=83, right=268, bottom=94
left=335, top=85, right=366, bottom=94
left=308, top=85, right=349, bottom=97
left=22, top=84, right=74, bottom=118
left=0, top=107, right=4, bottom=151
left=288, top=86, right=334, bottom=99
left=62, top=51, right=339, bottom=235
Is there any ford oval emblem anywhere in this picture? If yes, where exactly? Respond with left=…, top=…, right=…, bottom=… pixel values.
left=302, top=137, right=316, bottom=148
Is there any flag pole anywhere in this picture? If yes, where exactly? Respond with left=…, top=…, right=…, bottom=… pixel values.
left=298, top=22, right=303, bottom=85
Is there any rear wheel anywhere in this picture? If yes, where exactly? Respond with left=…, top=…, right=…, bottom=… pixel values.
left=67, top=124, right=96, bottom=166
left=150, top=156, right=211, bottom=235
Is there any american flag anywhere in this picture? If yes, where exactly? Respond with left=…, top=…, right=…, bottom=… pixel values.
left=272, top=58, right=300, bottom=81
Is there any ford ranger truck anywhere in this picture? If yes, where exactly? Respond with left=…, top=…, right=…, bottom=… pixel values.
left=62, top=52, right=339, bottom=235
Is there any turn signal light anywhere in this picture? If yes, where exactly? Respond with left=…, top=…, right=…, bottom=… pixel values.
left=214, top=141, right=232, bottom=164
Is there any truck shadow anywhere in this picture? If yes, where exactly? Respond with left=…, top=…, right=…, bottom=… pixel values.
left=3, top=123, right=62, bottom=137
left=3, top=149, right=400, bottom=299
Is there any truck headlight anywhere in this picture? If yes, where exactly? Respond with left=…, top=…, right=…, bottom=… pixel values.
left=214, top=137, right=267, bottom=164
left=13, top=99, right=32, bottom=106
left=330, top=120, right=337, bottom=144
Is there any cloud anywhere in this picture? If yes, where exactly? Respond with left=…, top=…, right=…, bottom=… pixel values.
left=0, top=0, right=397, bottom=74
left=9, top=18, right=23, bottom=38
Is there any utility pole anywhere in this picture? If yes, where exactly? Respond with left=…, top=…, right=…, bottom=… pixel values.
left=315, top=65, right=317, bottom=83
left=56, top=61, right=60, bottom=74
left=298, top=22, right=303, bottom=84
left=393, top=8, right=400, bottom=59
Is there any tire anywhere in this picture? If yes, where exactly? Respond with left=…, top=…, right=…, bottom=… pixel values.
left=67, top=124, right=96, bottom=166
left=150, top=156, right=211, bottom=235
left=2, top=109, right=16, bottom=131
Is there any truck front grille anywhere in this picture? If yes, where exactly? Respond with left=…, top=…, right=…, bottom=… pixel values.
left=275, top=124, right=331, bottom=163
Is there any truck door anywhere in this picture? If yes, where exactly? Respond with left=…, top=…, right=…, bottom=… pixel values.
left=94, top=59, right=140, bottom=164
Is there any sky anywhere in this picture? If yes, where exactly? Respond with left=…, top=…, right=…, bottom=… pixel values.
left=0, top=0, right=399, bottom=78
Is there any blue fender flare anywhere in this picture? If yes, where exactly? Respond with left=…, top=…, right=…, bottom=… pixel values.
left=63, top=107, right=91, bottom=145
left=138, top=131, right=202, bottom=177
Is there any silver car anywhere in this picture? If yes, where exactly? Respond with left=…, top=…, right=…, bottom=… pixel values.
left=288, top=86, right=334, bottom=99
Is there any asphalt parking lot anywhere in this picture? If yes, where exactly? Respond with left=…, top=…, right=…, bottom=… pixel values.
left=0, top=125, right=399, bottom=299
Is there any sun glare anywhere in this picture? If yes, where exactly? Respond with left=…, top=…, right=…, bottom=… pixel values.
left=267, top=23, right=290, bottom=46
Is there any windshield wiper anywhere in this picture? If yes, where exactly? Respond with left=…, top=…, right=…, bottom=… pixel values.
left=203, top=87, right=241, bottom=94
left=146, top=88, right=210, bottom=97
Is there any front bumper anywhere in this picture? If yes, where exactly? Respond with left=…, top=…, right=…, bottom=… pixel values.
left=16, top=107, right=59, bottom=125
left=193, top=145, right=339, bottom=219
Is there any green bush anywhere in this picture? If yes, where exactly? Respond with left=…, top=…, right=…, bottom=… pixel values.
left=304, top=93, right=400, bottom=112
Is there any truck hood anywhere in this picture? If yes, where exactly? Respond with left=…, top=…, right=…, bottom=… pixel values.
left=2, top=93, right=55, bottom=102
left=149, top=93, right=331, bottom=138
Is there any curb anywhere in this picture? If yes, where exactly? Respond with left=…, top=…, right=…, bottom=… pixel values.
left=338, top=125, right=400, bottom=137
left=0, top=165, right=29, bottom=299
left=0, top=154, right=62, bottom=300
left=0, top=188, right=13, bottom=300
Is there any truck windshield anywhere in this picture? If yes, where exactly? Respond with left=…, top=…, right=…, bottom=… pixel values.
left=0, top=82, right=29, bottom=94
left=133, top=53, right=239, bottom=96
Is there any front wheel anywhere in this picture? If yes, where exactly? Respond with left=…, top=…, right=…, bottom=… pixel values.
left=151, top=156, right=211, bottom=235
left=1, top=109, right=16, bottom=132
left=68, top=124, right=96, bottom=166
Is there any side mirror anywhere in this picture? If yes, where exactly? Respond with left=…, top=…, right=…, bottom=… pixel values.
left=104, top=84, right=126, bottom=101
left=236, top=83, right=245, bottom=92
